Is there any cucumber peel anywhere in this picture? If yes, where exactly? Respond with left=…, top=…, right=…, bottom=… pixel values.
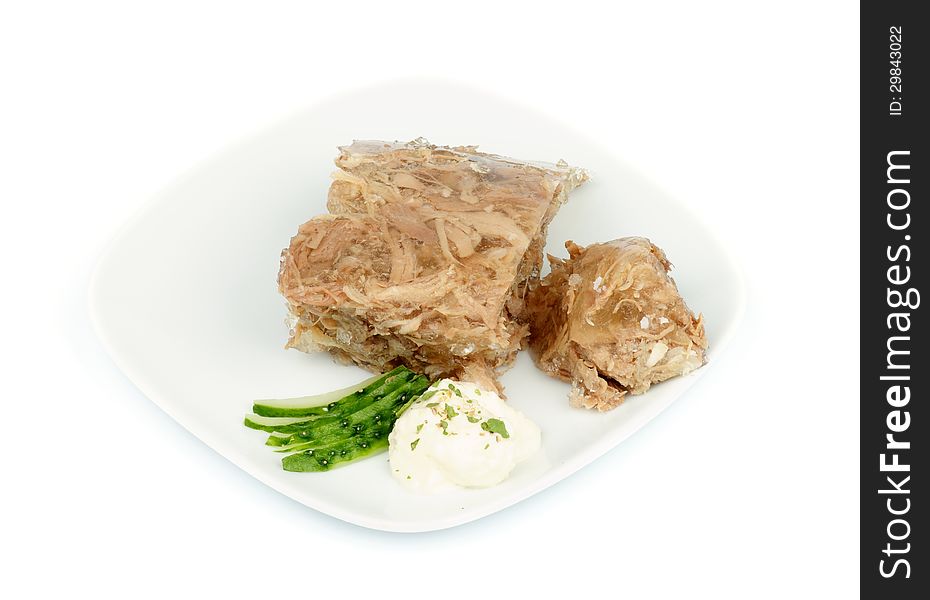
left=244, top=413, right=317, bottom=431
left=251, top=369, right=400, bottom=417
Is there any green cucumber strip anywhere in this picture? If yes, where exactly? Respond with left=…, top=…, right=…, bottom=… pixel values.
left=253, top=367, right=413, bottom=419
left=244, top=413, right=317, bottom=432
left=394, top=383, right=426, bottom=418
left=272, top=441, right=315, bottom=453
left=268, top=370, right=416, bottom=436
left=282, top=435, right=390, bottom=472
left=265, top=433, right=290, bottom=447
left=274, top=376, right=428, bottom=454
left=275, top=375, right=430, bottom=447
left=251, top=367, right=405, bottom=417
left=244, top=366, right=433, bottom=473
left=244, top=369, right=416, bottom=434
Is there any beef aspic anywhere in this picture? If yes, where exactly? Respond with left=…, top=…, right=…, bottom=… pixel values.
left=278, top=139, right=588, bottom=392
left=526, top=237, right=707, bottom=411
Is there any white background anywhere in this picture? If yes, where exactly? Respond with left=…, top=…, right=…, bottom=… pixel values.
left=0, top=1, right=858, bottom=598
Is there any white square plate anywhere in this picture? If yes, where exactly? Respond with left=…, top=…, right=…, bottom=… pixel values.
left=89, top=79, right=745, bottom=532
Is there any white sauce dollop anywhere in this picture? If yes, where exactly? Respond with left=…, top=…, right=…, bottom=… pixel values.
left=388, top=379, right=541, bottom=493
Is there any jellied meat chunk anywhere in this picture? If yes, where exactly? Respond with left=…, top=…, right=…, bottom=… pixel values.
left=526, top=237, right=707, bottom=410
left=278, top=139, right=588, bottom=392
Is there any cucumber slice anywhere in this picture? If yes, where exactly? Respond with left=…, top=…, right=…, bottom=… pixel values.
left=251, top=368, right=403, bottom=417
left=245, top=370, right=415, bottom=432
left=282, top=435, right=390, bottom=472
left=265, top=432, right=291, bottom=447
left=243, top=366, right=433, bottom=472
left=244, top=413, right=317, bottom=431
left=273, top=375, right=429, bottom=448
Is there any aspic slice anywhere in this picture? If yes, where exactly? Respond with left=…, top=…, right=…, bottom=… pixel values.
left=526, top=237, right=707, bottom=411
left=279, top=139, right=587, bottom=392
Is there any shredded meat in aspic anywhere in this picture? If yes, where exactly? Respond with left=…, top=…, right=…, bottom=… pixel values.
left=526, top=237, right=707, bottom=411
left=278, top=139, right=588, bottom=393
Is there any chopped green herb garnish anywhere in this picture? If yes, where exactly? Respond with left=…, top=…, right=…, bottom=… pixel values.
left=440, top=420, right=449, bottom=435
left=480, top=418, right=509, bottom=438
left=426, top=402, right=439, bottom=408
left=416, top=423, right=424, bottom=433
left=445, top=404, right=458, bottom=418
left=410, top=438, right=420, bottom=451
left=484, top=443, right=490, bottom=449
left=467, top=416, right=480, bottom=423
left=474, top=389, right=481, bottom=396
